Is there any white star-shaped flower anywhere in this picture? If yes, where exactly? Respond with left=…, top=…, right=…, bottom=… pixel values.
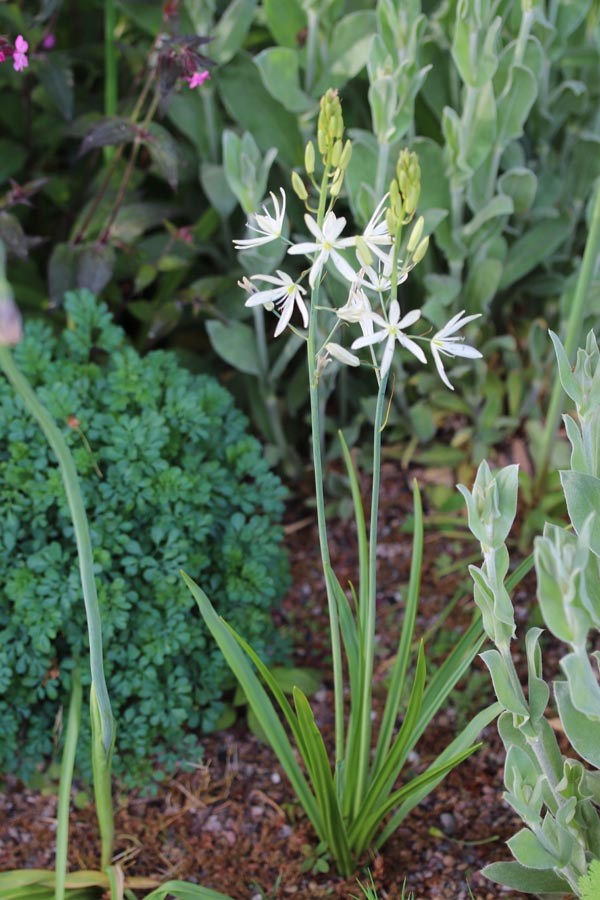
left=233, top=188, right=286, bottom=250
left=246, top=270, right=308, bottom=337
left=288, top=211, right=356, bottom=288
left=356, top=250, right=408, bottom=294
left=356, top=194, right=392, bottom=266
left=352, top=300, right=425, bottom=378
left=336, top=280, right=375, bottom=339
left=431, top=310, right=482, bottom=390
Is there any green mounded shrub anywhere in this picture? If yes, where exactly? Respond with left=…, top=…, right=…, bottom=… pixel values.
left=0, top=290, right=289, bottom=786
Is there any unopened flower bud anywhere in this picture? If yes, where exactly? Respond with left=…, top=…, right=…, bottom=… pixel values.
left=355, top=236, right=373, bottom=267
left=331, top=140, right=343, bottom=168
left=407, top=216, right=424, bottom=254
left=395, top=148, right=421, bottom=223
left=339, top=139, right=352, bottom=170
left=317, top=89, right=344, bottom=160
left=304, top=141, right=315, bottom=176
left=329, top=168, right=344, bottom=197
left=411, top=235, right=429, bottom=265
left=291, top=170, right=308, bottom=201
left=325, top=342, right=360, bottom=367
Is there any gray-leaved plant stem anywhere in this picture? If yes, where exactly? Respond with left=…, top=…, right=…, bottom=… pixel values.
left=535, top=179, right=600, bottom=493
left=0, top=343, right=115, bottom=867
left=460, top=350, right=600, bottom=898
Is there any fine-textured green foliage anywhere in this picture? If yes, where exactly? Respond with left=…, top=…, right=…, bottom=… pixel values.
left=0, top=290, right=289, bottom=785
left=460, top=332, right=600, bottom=896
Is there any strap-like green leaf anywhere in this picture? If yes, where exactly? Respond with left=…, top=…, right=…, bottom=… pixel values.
left=373, top=479, right=424, bottom=772
left=293, top=688, right=353, bottom=876
left=376, top=702, right=501, bottom=847
left=143, top=880, right=234, bottom=899
left=348, top=643, right=427, bottom=850
left=181, top=572, right=322, bottom=838
left=354, top=744, right=480, bottom=853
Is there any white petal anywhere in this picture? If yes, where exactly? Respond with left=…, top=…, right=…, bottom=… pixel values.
left=397, top=333, right=427, bottom=364
left=245, top=287, right=285, bottom=306
left=431, top=345, right=454, bottom=390
left=352, top=330, right=386, bottom=350
left=330, top=249, right=357, bottom=283
left=308, top=252, right=326, bottom=288
left=322, top=211, right=347, bottom=241
left=443, top=342, right=482, bottom=359
left=233, top=234, right=276, bottom=249
left=296, top=296, right=309, bottom=328
left=274, top=297, right=295, bottom=336
left=251, top=274, right=286, bottom=286
left=397, top=309, right=421, bottom=329
left=388, top=299, right=400, bottom=324
left=303, top=214, right=323, bottom=241
left=380, top=336, right=396, bottom=378
left=288, top=241, right=319, bottom=255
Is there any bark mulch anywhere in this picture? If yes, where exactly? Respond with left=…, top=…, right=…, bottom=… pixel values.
left=0, top=460, right=567, bottom=899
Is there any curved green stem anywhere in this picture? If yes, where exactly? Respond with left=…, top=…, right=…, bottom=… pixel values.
left=0, top=348, right=114, bottom=758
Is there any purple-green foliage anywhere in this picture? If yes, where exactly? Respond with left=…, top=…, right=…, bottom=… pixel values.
left=0, top=290, right=289, bottom=786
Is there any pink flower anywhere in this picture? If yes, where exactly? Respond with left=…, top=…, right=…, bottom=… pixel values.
left=0, top=51, right=5, bottom=63
left=41, top=33, right=56, bottom=50
left=13, top=35, right=28, bottom=71
left=186, top=69, right=210, bottom=89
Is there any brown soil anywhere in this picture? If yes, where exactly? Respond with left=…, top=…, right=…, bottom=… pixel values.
left=0, top=460, right=559, bottom=899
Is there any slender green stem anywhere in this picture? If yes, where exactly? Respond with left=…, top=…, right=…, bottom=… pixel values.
left=535, top=181, right=600, bottom=493
left=0, top=349, right=114, bottom=757
left=104, top=0, right=117, bottom=165
left=374, top=141, right=390, bottom=207
left=55, top=669, right=82, bottom=900
left=307, top=163, right=345, bottom=764
left=353, top=372, right=388, bottom=815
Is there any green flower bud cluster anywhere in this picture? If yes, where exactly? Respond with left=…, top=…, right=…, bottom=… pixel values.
left=292, top=90, right=353, bottom=206
left=317, top=88, right=344, bottom=159
left=386, top=148, right=421, bottom=234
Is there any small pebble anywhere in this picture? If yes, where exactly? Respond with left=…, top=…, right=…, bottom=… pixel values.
left=440, top=812, right=456, bottom=834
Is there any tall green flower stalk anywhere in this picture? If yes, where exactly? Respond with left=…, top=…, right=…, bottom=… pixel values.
left=185, top=90, right=499, bottom=876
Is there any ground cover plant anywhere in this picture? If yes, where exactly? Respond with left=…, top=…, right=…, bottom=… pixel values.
left=0, top=284, right=289, bottom=787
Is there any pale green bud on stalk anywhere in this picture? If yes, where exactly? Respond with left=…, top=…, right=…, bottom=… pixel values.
left=395, top=148, right=421, bottom=224
left=329, top=168, right=344, bottom=197
left=355, top=236, right=373, bottom=267
left=411, top=235, right=429, bottom=266
left=407, top=216, right=424, bottom=254
left=304, top=140, right=316, bottom=176
left=292, top=170, right=309, bottom=201
left=331, top=139, right=343, bottom=169
left=339, top=139, right=352, bottom=171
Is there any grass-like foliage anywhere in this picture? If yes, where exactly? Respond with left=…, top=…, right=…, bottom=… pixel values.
left=0, top=290, right=289, bottom=785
